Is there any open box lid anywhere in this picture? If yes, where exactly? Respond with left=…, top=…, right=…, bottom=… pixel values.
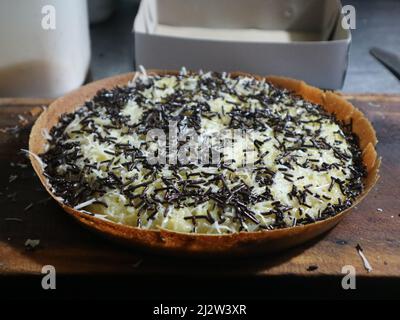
left=134, top=0, right=351, bottom=89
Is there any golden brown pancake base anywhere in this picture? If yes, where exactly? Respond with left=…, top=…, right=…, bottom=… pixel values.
left=29, top=71, right=380, bottom=256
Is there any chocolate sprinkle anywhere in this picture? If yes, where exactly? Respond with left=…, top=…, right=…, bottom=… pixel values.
left=39, top=70, right=366, bottom=233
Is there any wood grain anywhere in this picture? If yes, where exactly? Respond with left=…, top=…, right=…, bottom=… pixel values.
left=0, top=95, right=399, bottom=277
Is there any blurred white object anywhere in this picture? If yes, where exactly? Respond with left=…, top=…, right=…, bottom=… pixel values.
left=134, top=0, right=351, bottom=90
left=88, top=0, right=114, bottom=24
left=0, top=0, right=91, bottom=98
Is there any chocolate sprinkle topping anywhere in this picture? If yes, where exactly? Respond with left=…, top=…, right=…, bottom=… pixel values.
left=39, top=70, right=366, bottom=234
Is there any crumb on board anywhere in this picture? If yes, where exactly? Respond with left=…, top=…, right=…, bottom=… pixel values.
left=4, top=217, right=23, bottom=222
left=131, top=259, right=143, bottom=268
left=24, top=239, right=40, bottom=250
left=0, top=125, right=22, bottom=137
left=306, top=265, right=319, bottom=272
left=368, top=102, right=381, bottom=108
left=6, top=192, right=17, bottom=202
left=30, top=106, right=44, bottom=117
left=24, top=203, right=34, bottom=211
left=8, top=174, right=18, bottom=183
left=36, top=197, right=52, bottom=205
left=356, top=244, right=373, bottom=273
left=17, top=114, right=28, bottom=126
left=10, top=162, right=28, bottom=168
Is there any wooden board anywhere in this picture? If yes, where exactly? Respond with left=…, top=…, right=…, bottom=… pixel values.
left=0, top=95, right=399, bottom=279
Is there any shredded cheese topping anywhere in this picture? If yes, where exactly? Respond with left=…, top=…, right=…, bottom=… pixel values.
left=40, top=69, right=365, bottom=234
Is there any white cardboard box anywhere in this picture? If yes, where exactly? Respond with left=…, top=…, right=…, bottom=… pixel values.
left=134, top=0, right=351, bottom=89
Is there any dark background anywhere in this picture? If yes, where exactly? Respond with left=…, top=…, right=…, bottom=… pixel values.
left=90, top=0, right=400, bottom=93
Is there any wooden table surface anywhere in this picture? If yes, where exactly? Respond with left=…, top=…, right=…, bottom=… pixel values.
left=0, top=95, right=399, bottom=282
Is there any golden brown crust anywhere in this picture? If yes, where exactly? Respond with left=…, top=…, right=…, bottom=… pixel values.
left=29, top=71, right=380, bottom=256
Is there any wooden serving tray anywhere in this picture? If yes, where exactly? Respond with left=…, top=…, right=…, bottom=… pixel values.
left=0, top=95, right=399, bottom=281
